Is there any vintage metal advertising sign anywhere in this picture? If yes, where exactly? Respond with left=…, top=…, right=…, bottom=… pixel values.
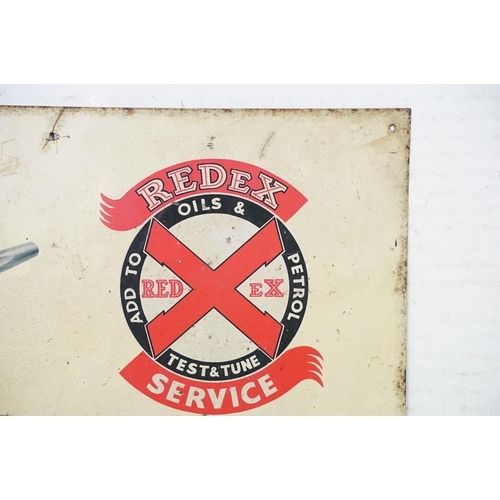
left=0, top=107, right=410, bottom=415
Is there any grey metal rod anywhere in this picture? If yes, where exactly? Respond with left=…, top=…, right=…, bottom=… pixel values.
left=0, top=242, right=39, bottom=273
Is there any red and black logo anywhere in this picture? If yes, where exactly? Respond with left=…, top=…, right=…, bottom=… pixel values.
left=101, top=159, right=323, bottom=414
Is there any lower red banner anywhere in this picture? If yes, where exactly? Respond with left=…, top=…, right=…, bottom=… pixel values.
left=120, top=346, right=323, bottom=414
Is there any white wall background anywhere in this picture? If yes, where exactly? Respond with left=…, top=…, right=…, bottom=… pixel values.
left=1, top=84, right=499, bottom=416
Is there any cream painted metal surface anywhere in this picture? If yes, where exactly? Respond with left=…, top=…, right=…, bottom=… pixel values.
left=0, top=107, right=410, bottom=415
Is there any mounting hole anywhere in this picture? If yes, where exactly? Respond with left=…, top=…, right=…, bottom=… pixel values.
left=389, top=124, right=396, bottom=132
left=47, top=132, right=59, bottom=141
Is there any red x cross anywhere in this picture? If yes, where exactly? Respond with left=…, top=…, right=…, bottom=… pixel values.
left=144, top=218, right=284, bottom=358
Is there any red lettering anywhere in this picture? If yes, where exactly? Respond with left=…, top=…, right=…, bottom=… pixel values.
left=264, top=278, right=284, bottom=297
left=249, top=282, right=263, bottom=297
left=141, top=279, right=185, bottom=298
left=142, top=279, right=155, bottom=298
left=249, top=280, right=284, bottom=298
left=169, top=279, right=183, bottom=298
left=157, top=279, right=169, bottom=298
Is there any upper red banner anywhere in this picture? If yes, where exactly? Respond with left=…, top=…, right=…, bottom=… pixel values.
left=100, top=159, right=308, bottom=231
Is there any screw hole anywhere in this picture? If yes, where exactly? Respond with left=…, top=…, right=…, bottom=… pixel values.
left=47, top=132, right=59, bottom=141
left=389, top=124, right=396, bottom=132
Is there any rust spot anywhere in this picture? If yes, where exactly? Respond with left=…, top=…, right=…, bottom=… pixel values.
left=394, top=246, right=408, bottom=414
left=391, top=108, right=409, bottom=415
left=394, top=256, right=408, bottom=295
left=395, top=340, right=407, bottom=415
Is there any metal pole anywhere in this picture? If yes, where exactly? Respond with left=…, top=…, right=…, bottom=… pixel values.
left=0, top=242, right=39, bottom=273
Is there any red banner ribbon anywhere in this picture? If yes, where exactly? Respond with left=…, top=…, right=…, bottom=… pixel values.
left=100, top=159, right=307, bottom=231
left=120, top=346, right=323, bottom=415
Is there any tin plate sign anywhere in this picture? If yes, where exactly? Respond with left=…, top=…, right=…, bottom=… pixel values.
left=0, top=107, right=410, bottom=415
